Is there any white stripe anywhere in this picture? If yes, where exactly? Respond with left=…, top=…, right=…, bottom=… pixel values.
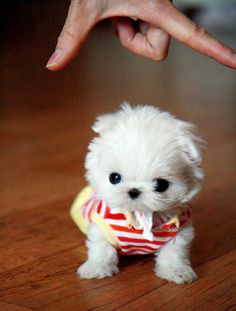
left=105, top=218, right=128, bottom=227
left=92, top=200, right=99, bottom=213
left=88, top=200, right=98, bottom=221
left=116, top=230, right=171, bottom=242
left=84, top=199, right=94, bottom=221
left=119, top=241, right=163, bottom=248
left=100, top=201, right=107, bottom=218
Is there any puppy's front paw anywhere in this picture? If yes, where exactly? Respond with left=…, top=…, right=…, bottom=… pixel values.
left=77, top=260, right=119, bottom=279
left=155, top=264, right=197, bottom=284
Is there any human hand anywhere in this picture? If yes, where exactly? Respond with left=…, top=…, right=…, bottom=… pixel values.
left=46, top=0, right=236, bottom=70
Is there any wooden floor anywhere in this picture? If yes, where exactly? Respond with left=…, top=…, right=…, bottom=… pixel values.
left=1, top=1, right=236, bottom=310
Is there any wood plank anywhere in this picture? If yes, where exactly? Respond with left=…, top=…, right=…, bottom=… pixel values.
left=1, top=249, right=235, bottom=311
left=0, top=301, right=35, bottom=311
left=0, top=199, right=85, bottom=272
left=0, top=248, right=158, bottom=310
left=114, top=250, right=236, bottom=311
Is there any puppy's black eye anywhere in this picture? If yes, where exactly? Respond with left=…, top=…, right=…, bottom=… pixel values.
left=154, top=178, right=169, bottom=192
left=109, top=173, right=121, bottom=185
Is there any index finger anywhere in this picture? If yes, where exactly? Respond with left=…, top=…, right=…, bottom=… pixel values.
left=142, top=2, right=236, bottom=69
left=47, top=0, right=100, bottom=70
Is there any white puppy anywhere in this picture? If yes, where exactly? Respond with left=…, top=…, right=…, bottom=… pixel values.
left=76, top=103, right=204, bottom=284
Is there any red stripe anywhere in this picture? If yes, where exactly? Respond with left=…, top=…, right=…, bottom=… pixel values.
left=153, top=231, right=176, bottom=237
left=104, top=212, right=126, bottom=220
left=87, top=201, right=97, bottom=222
left=96, top=201, right=102, bottom=213
left=83, top=199, right=92, bottom=218
left=161, top=223, right=176, bottom=230
left=111, top=224, right=143, bottom=234
left=119, top=236, right=166, bottom=245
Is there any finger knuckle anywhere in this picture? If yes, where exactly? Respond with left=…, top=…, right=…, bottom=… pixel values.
left=58, top=29, right=75, bottom=45
left=71, top=0, right=83, bottom=6
left=185, top=23, right=206, bottom=44
left=72, top=0, right=107, bottom=16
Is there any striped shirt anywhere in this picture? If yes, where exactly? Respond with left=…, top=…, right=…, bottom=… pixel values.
left=79, top=190, right=192, bottom=255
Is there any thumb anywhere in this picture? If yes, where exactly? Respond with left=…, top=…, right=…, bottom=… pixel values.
left=46, top=0, right=99, bottom=71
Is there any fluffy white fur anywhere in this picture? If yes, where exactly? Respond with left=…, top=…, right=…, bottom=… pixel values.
left=78, top=103, right=204, bottom=284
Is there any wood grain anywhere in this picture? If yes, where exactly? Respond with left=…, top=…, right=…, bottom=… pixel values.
left=0, top=1, right=236, bottom=310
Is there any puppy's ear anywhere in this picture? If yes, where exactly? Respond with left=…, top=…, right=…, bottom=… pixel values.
left=178, top=122, right=203, bottom=166
left=92, top=113, right=116, bottom=134
left=92, top=101, right=133, bottom=134
left=177, top=120, right=205, bottom=200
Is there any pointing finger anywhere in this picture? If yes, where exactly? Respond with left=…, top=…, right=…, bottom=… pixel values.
left=46, top=0, right=99, bottom=70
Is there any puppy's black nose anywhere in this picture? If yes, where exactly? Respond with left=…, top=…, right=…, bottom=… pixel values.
left=128, top=188, right=141, bottom=199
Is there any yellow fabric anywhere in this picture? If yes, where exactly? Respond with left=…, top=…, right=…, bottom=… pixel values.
left=70, top=186, right=120, bottom=248
left=91, top=213, right=120, bottom=248
left=70, top=185, right=93, bottom=235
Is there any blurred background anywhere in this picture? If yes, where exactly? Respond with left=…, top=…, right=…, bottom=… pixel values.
left=1, top=0, right=236, bottom=114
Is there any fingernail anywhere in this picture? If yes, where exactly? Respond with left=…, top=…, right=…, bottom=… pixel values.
left=46, top=49, right=61, bottom=68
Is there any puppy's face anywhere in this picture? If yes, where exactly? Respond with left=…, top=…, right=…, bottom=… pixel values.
left=85, top=104, right=203, bottom=213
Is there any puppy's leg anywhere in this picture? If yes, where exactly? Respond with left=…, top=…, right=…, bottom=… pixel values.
left=78, top=223, right=119, bottom=279
left=154, top=223, right=197, bottom=284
